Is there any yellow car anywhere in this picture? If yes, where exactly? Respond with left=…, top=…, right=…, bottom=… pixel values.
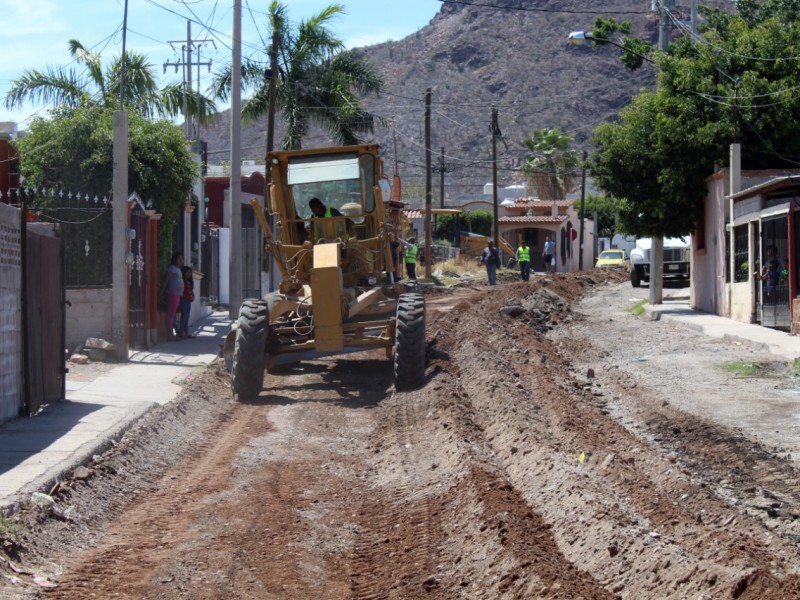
left=595, top=249, right=631, bottom=271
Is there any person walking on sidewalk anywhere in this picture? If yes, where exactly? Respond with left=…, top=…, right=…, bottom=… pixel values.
left=516, top=241, right=531, bottom=281
left=159, top=252, right=184, bottom=341
left=481, top=239, right=501, bottom=285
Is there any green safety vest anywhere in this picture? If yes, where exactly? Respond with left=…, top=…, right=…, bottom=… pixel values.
left=406, top=244, right=418, bottom=264
left=517, top=246, right=530, bottom=262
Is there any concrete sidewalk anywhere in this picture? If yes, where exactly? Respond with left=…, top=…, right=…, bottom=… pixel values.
left=647, top=295, right=800, bottom=361
left=0, top=311, right=233, bottom=508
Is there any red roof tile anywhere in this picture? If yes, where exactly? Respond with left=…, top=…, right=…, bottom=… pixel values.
left=499, top=215, right=569, bottom=224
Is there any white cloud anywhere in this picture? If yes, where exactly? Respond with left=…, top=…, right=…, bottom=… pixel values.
left=0, top=0, right=63, bottom=36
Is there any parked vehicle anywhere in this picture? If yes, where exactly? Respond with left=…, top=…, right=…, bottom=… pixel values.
left=595, top=249, right=631, bottom=271
left=629, top=237, right=691, bottom=287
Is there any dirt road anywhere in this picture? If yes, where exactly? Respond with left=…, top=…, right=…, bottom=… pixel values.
left=3, top=272, right=800, bottom=599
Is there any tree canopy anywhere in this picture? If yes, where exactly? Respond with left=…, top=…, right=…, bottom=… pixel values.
left=5, top=39, right=216, bottom=124
left=212, top=1, right=383, bottom=150
left=15, top=105, right=196, bottom=269
left=589, top=1, right=800, bottom=238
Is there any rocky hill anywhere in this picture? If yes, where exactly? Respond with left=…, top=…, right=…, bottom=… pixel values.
left=201, top=0, right=731, bottom=202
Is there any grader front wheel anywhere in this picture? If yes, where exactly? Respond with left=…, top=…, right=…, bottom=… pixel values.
left=231, top=299, right=268, bottom=402
left=393, top=293, right=426, bottom=391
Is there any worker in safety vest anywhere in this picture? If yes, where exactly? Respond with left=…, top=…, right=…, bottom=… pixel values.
left=308, top=197, right=344, bottom=241
left=398, top=236, right=418, bottom=280
left=516, top=241, right=531, bottom=281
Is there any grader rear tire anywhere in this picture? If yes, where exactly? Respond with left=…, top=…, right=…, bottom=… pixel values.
left=232, top=299, right=268, bottom=402
left=394, top=293, right=426, bottom=391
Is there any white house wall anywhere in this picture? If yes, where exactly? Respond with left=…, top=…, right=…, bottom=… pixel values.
left=691, top=175, right=728, bottom=316
left=65, top=288, right=114, bottom=352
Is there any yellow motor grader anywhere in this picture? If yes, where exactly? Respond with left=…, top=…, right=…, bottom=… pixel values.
left=226, top=144, right=426, bottom=401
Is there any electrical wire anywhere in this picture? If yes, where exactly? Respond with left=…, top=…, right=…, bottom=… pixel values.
left=436, top=0, right=648, bottom=15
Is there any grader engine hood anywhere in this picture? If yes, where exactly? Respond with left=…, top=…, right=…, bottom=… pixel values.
left=310, top=242, right=344, bottom=352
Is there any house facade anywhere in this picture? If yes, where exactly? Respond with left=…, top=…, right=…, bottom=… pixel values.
left=692, top=145, right=799, bottom=333
left=403, top=196, right=594, bottom=272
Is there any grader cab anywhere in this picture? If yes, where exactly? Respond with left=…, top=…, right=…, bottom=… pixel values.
left=228, top=144, right=426, bottom=401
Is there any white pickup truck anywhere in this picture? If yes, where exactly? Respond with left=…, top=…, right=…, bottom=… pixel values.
left=629, top=237, right=691, bottom=287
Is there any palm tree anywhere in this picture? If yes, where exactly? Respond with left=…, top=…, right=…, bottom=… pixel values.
left=520, top=127, right=581, bottom=200
left=5, top=39, right=216, bottom=123
left=213, top=1, right=383, bottom=150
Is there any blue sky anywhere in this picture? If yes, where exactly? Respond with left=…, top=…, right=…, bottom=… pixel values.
left=0, top=0, right=443, bottom=127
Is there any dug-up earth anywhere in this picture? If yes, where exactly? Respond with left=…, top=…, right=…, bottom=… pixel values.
left=3, top=270, right=800, bottom=599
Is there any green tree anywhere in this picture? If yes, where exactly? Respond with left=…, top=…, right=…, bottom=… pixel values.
left=462, top=210, right=493, bottom=237
left=579, top=193, right=626, bottom=240
left=15, top=105, right=196, bottom=270
left=5, top=39, right=216, bottom=123
left=520, top=128, right=581, bottom=200
left=590, top=2, right=800, bottom=238
left=213, top=1, right=383, bottom=149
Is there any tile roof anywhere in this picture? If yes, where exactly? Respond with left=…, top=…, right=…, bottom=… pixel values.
left=505, top=198, right=574, bottom=210
left=499, top=215, right=569, bottom=224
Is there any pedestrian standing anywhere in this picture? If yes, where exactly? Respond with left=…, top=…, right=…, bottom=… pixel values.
left=159, top=252, right=184, bottom=341
left=481, top=240, right=501, bottom=285
left=398, top=236, right=418, bottom=280
left=516, top=241, right=531, bottom=281
left=543, top=235, right=556, bottom=273
left=177, top=266, right=195, bottom=338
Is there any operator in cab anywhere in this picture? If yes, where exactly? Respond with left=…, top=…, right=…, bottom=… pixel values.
left=308, top=197, right=350, bottom=242
left=309, top=197, right=342, bottom=218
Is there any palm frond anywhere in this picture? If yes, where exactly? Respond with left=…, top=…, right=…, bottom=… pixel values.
left=4, top=67, right=88, bottom=110
left=69, top=39, right=105, bottom=93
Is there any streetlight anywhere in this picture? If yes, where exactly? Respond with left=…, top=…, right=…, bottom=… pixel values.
left=567, top=31, right=655, bottom=65
left=567, top=29, right=663, bottom=304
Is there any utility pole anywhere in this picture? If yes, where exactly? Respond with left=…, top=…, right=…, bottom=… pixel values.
left=424, top=88, right=432, bottom=279
left=433, top=147, right=455, bottom=209
left=165, top=22, right=214, bottom=140
left=578, top=150, right=587, bottom=270
left=649, top=0, right=675, bottom=306
left=491, top=107, right=499, bottom=247
left=229, top=0, right=243, bottom=319
left=112, top=0, right=130, bottom=359
left=265, top=27, right=279, bottom=293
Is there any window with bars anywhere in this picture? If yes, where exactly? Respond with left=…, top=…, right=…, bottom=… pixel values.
left=733, top=224, right=749, bottom=283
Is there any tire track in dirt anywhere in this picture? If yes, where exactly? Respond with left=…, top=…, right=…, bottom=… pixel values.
left=44, top=400, right=267, bottom=599
left=424, top=276, right=800, bottom=599
left=352, top=319, right=618, bottom=600
left=348, top=384, right=447, bottom=600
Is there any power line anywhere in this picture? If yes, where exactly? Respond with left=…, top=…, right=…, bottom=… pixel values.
left=437, top=0, right=648, bottom=15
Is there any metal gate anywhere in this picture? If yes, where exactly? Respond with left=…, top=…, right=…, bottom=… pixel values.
left=242, top=204, right=262, bottom=299
left=129, top=204, right=149, bottom=349
left=23, top=224, right=66, bottom=415
left=758, top=216, right=790, bottom=331
left=201, top=224, right=219, bottom=304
